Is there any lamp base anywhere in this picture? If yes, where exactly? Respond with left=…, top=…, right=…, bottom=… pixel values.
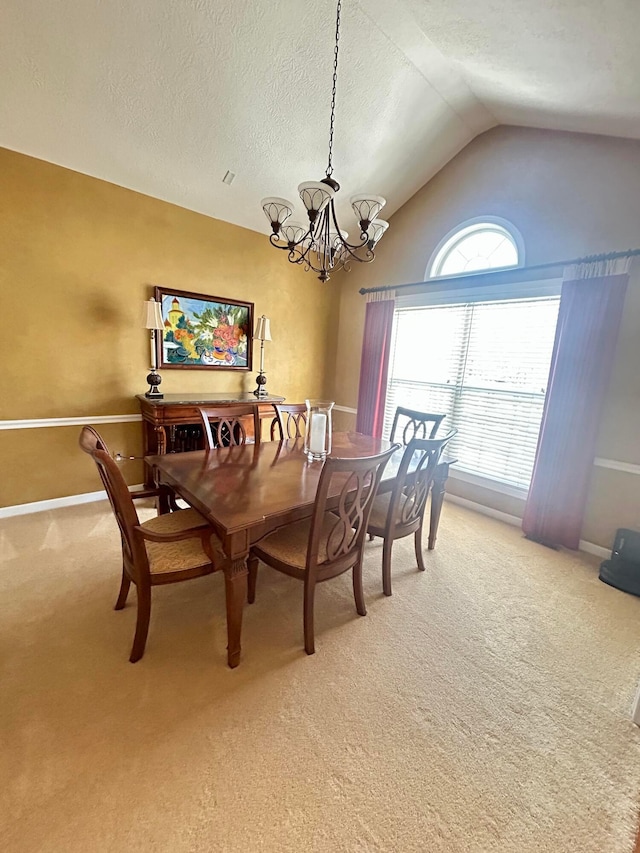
left=145, top=369, right=164, bottom=399
left=253, top=372, right=268, bottom=397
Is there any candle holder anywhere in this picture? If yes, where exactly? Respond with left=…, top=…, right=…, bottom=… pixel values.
left=304, top=399, right=334, bottom=462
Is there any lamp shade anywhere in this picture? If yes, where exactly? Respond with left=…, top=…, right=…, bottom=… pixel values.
left=280, top=221, right=308, bottom=246
left=298, top=181, right=335, bottom=216
left=261, top=197, right=293, bottom=233
left=142, top=298, right=164, bottom=330
left=350, top=194, right=386, bottom=227
left=368, top=219, right=389, bottom=247
left=255, top=315, right=272, bottom=341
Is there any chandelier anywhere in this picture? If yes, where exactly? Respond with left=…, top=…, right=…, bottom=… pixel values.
left=260, top=0, right=389, bottom=282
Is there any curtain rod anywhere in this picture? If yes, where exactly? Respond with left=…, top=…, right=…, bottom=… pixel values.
left=358, top=247, right=640, bottom=296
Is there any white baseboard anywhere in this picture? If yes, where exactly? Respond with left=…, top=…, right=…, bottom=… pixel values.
left=444, top=493, right=522, bottom=527
left=0, top=486, right=145, bottom=519
left=0, top=485, right=613, bottom=559
left=443, top=493, right=610, bottom=559
left=576, top=540, right=610, bottom=559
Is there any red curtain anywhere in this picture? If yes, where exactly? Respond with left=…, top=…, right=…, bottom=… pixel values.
left=522, top=269, right=629, bottom=549
left=355, top=298, right=395, bottom=437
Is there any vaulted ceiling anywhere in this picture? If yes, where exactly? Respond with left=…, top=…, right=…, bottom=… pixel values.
left=2, top=0, right=638, bottom=235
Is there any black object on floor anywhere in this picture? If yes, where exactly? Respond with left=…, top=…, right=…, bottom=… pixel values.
left=599, top=528, right=640, bottom=597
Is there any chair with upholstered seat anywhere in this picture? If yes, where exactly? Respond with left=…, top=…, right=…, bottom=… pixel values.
left=247, top=445, right=398, bottom=655
left=79, top=426, right=223, bottom=662
left=367, top=430, right=456, bottom=596
left=198, top=404, right=261, bottom=448
left=270, top=403, right=307, bottom=440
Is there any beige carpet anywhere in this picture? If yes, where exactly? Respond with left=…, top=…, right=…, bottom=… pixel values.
left=1, top=500, right=640, bottom=852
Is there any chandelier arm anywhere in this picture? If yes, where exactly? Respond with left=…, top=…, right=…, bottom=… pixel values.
left=269, top=233, right=296, bottom=250
left=328, top=201, right=372, bottom=260
left=324, top=206, right=332, bottom=272
left=291, top=234, right=324, bottom=275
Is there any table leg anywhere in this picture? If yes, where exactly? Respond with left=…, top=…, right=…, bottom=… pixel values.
left=428, top=465, right=449, bottom=550
left=224, top=556, right=248, bottom=668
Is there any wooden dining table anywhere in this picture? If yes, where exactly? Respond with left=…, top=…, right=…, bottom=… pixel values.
left=146, top=431, right=455, bottom=668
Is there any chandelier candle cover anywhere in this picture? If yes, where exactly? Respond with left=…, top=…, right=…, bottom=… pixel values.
left=304, top=400, right=334, bottom=461
left=260, top=0, right=389, bottom=282
left=142, top=297, right=165, bottom=399
left=253, top=315, right=272, bottom=397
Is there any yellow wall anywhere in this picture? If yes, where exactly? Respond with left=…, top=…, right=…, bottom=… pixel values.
left=331, top=126, right=640, bottom=549
left=0, top=147, right=338, bottom=507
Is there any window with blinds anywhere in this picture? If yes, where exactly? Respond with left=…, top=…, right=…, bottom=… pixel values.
left=384, top=295, right=561, bottom=490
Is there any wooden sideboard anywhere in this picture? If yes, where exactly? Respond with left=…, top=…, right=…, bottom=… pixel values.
left=136, top=393, right=285, bottom=484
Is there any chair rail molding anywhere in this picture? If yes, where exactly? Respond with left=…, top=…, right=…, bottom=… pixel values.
left=0, top=414, right=143, bottom=430
left=594, top=457, right=640, bottom=476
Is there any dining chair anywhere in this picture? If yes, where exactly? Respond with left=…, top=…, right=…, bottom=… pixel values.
left=198, top=404, right=261, bottom=449
left=368, top=406, right=446, bottom=544
left=79, top=426, right=223, bottom=662
left=247, top=444, right=399, bottom=655
left=270, top=403, right=308, bottom=440
left=80, top=426, right=175, bottom=514
left=390, top=406, right=446, bottom=443
left=367, top=430, right=456, bottom=596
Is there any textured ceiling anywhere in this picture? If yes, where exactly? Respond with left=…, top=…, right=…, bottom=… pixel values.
left=406, top=0, right=640, bottom=139
left=0, top=0, right=637, bottom=235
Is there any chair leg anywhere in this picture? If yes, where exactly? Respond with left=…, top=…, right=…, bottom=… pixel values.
left=303, top=577, right=316, bottom=655
left=415, top=521, right=426, bottom=572
left=248, top=554, right=258, bottom=604
left=130, top=583, right=151, bottom=663
left=114, top=569, right=131, bottom=610
left=382, top=538, right=394, bottom=597
left=353, top=561, right=366, bottom=616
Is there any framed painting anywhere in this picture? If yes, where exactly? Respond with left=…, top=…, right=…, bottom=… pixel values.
left=154, top=286, right=253, bottom=371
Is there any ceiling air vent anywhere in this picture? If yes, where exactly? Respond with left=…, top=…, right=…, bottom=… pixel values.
left=222, top=171, right=236, bottom=185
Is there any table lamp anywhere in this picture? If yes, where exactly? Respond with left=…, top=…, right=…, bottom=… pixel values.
left=253, top=315, right=272, bottom=397
left=142, top=297, right=165, bottom=399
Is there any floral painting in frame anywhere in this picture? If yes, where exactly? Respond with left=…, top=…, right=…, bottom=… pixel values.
left=154, top=286, right=253, bottom=370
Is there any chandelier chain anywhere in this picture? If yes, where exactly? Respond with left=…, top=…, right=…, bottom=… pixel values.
left=326, top=0, right=341, bottom=178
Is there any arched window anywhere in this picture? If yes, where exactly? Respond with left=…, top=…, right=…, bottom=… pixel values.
left=428, top=218, right=523, bottom=278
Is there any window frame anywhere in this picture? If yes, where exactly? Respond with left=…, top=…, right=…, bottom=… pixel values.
left=388, top=276, right=562, bottom=498
left=427, top=216, right=525, bottom=280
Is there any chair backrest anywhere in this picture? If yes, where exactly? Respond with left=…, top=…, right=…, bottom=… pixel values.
left=79, top=426, right=149, bottom=581
left=388, top=430, right=457, bottom=533
left=271, top=403, right=308, bottom=440
left=198, top=404, right=261, bottom=449
left=390, top=406, right=446, bottom=444
left=307, top=445, right=400, bottom=575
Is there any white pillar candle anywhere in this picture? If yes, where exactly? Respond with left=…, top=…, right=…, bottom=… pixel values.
left=309, top=413, right=327, bottom=454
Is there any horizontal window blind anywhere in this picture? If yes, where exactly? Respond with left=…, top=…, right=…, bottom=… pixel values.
left=384, top=296, right=561, bottom=490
